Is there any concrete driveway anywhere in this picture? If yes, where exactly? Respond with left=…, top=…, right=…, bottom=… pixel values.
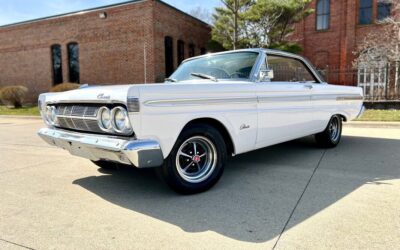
left=0, top=117, right=399, bottom=250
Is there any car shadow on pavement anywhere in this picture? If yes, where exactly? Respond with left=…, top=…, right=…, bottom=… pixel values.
left=73, top=135, right=400, bottom=243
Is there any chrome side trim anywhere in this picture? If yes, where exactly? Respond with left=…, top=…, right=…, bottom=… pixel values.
left=38, top=128, right=163, bottom=168
left=309, top=94, right=364, bottom=101
left=144, top=97, right=258, bottom=107
left=258, top=95, right=310, bottom=102
left=336, top=95, right=364, bottom=101
left=143, top=93, right=363, bottom=107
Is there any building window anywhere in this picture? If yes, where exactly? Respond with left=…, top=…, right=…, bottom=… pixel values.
left=188, top=44, right=195, bottom=58
left=51, top=44, right=63, bottom=85
left=164, top=36, right=174, bottom=77
left=316, top=0, right=330, bottom=30
left=200, top=48, right=207, bottom=55
left=177, top=40, right=185, bottom=65
left=67, top=42, right=80, bottom=83
left=359, top=0, right=373, bottom=24
left=377, top=1, right=391, bottom=20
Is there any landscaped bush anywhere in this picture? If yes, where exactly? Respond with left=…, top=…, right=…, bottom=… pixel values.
left=50, top=83, right=80, bottom=93
left=0, top=86, right=29, bottom=108
left=0, top=87, right=3, bottom=105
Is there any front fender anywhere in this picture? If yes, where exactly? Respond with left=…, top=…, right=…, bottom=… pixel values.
left=138, top=112, right=239, bottom=159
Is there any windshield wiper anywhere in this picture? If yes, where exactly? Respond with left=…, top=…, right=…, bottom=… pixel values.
left=165, top=78, right=178, bottom=82
left=190, top=73, right=218, bottom=82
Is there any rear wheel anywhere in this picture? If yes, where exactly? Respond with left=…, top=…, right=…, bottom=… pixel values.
left=315, top=115, right=342, bottom=148
left=158, top=124, right=227, bottom=194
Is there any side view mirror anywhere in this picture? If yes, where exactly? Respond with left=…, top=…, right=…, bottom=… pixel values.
left=259, top=69, right=274, bottom=82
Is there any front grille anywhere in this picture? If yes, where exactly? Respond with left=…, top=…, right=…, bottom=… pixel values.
left=54, top=104, right=103, bottom=133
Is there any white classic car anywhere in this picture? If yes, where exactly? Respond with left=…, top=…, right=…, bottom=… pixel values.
left=38, top=49, right=364, bottom=194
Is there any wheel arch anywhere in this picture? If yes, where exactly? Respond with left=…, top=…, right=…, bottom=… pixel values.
left=336, top=113, right=348, bottom=122
left=180, top=118, right=236, bottom=157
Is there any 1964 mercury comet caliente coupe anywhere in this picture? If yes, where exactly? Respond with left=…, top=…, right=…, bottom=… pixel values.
left=38, top=49, right=364, bottom=194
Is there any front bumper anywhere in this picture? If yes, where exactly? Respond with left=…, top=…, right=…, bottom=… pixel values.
left=38, top=128, right=164, bottom=168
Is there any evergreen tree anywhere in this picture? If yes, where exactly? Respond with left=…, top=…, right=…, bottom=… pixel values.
left=212, top=0, right=313, bottom=53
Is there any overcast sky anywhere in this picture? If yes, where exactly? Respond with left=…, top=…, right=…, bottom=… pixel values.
left=0, top=0, right=222, bottom=26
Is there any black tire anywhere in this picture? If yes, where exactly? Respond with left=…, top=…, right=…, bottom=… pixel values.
left=315, top=115, right=343, bottom=148
left=158, top=124, right=227, bottom=194
left=91, top=160, right=121, bottom=170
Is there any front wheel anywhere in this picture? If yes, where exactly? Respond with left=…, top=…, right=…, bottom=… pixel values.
left=158, top=124, right=227, bottom=194
left=315, top=115, right=343, bottom=148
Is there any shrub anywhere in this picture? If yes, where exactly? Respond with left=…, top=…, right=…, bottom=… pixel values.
left=50, top=83, right=80, bottom=93
left=0, top=87, right=3, bottom=105
left=0, top=86, right=29, bottom=108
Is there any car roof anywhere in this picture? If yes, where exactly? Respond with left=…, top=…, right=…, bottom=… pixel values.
left=180, top=48, right=326, bottom=84
left=182, top=48, right=305, bottom=64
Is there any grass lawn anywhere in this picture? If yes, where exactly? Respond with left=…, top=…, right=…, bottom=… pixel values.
left=355, top=109, right=400, bottom=122
left=0, top=105, right=40, bottom=116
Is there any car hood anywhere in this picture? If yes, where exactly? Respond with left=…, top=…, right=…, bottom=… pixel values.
left=39, top=80, right=251, bottom=105
left=40, top=84, right=138, bottom=105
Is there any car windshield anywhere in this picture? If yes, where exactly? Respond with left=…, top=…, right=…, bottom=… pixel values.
left=168, top=52, right=259, bottom=82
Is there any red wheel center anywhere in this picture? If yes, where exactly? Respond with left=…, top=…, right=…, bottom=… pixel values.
left=193, top=155, right=201, bottom=163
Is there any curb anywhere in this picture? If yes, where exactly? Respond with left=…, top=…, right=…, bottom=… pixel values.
left=0, top=115, right=41, bottom=120
left=345, top=121, right=400, bottom=128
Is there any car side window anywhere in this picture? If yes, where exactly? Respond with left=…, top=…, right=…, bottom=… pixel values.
left=267, top=55, right=317, bottom=83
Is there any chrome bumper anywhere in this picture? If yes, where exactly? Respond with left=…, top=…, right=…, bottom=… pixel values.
left=38, top=128, right=164, bottom=168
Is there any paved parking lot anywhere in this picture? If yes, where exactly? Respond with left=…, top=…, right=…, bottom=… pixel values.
left=0, top=117, right=399, bottom=250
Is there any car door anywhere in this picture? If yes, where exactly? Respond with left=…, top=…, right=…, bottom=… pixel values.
left=256, top=54, right=318, bottom=148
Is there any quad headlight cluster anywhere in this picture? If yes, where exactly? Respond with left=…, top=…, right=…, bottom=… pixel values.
left=98, top=106, right=133, bottom=135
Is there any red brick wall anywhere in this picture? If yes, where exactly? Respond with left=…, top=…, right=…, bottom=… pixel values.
left=152, top=1, right=211, bottom=81
left=0, top=0, right=210, bottom=103
left=291, top=0, right=388, bottom=85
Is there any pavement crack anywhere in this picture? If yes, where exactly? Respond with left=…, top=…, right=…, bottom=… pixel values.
left=272, top=150, right=327, bottom=250
left=0, top=160, right=61, bottom=174
left=0, top=238, right=36, bottom=250
left=0, top=143, right=53, bottom=149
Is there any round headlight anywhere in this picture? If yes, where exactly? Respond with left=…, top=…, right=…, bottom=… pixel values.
left=46, top=106, right=57, bottom=125
left=51, top=106, right=58, bottom=124
left=98, top=107, right=112, bottom=131
left=111, top=107, right=132, bottom=134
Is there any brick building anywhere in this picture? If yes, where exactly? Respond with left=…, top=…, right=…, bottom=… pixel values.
left=291, top=0, right=392, bottom=85
left=0, top=0, right=211, bottom=102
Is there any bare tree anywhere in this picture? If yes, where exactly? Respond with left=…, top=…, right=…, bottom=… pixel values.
left=355, top=0, right=400, bottom=67
left=354, top=0, right=400, bottom=98
left=189, top=6, right=213, bottom=25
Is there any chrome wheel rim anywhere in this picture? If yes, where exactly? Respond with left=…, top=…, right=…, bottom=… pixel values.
left=329, top=117, right=340, bottom=142
left=175, top=136, right=217, bottom=184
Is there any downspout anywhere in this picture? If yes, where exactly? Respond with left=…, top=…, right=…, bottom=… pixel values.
left=144, top=42, right=147, bottom=84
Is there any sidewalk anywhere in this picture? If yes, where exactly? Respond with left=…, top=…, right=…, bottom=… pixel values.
left=346, top=121, right=400, bottom=128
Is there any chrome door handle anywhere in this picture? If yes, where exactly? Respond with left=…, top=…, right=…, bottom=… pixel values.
left=304, top=84, right=313, bottom=89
